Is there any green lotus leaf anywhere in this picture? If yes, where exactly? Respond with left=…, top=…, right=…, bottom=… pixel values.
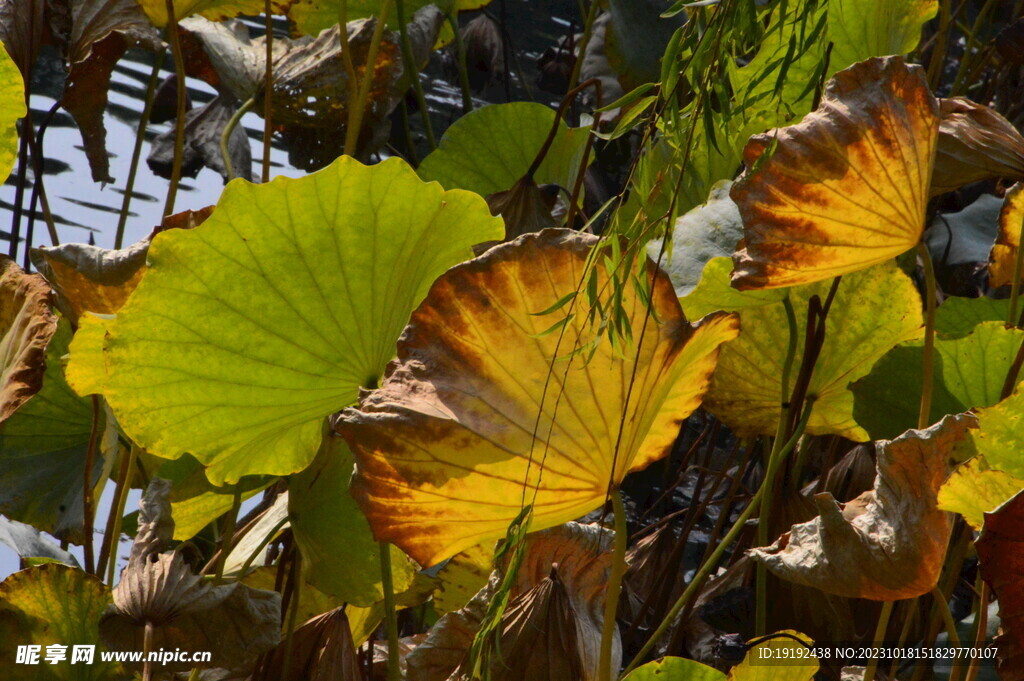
left=934, top=296, right=1011, bottom=338
left=0, top=320, right=104, bottom=542
left=852, top=321, right=1024, bottom=440
left=69, top=156, right=502, bottom=485
left=622, top=656, right=725, bottom=681
left=0, top=42, right=24, bottom=185
left=828, top=0, right=938, bottom=76
left=680, top=257, right=788, bottom=321
left=705, top=262, right=923, bottom=440
left=418, top=102, right=590, bottom=197
left=0, top=564, right=127, bottom=681
left=287, top=0, right=491, bottom=39
left=289, top=434, right=416, bottom=606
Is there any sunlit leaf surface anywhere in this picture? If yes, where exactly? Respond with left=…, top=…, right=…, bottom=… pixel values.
left=0, top=41, right=24, bottom=184
left=706, top=262, right=922, bottom=441
left=68, top=156, right=502, bottom=485
left=731, top=57, right=939, bottom=290
left=286, top=0, right=491, bottom=38
left=990, top=182, right=1024, bottom=288
left=827, top=0, right=937, bottom=75
left=340, top=229, right=738, bottom=566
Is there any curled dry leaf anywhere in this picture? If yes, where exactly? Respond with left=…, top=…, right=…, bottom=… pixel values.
left=0, top=0, right=47, bottom=81
left=147, top=93, right=253, bottom=182
left=406, top=522, right=618, bottom=681
left=99, top=478, right=281, bottom=672
left=251, top=607, right=361, bottom=681
left=989, top=182, right=1024, bottom=288
left=750, top=413, right=973, bottom=601
left=976, top=490, right=1024, bottom=680
left=932, top=98, right=1024, bottom=198
left=485, top=178, right=559, bottom=242
left=730, top=56, right=938, bottom=290
left=61, top=0, right=164, bottom=184
left=30, top=238, right=150, bottom=321
left=0, top=256, right=57, bottom=425
left=339, top=229, right=739, bottom=566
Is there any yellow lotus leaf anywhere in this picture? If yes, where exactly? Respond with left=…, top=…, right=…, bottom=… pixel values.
left=989, top=182, right=1024, bottom=288
left=705, top=261, right=923, bottom=441
left=0, top=42, right=24, bottom=184
left=338, top=229, right=739, bottom=566
left=731, top=56, right=939, bottom=290
left=137, top=0, right=286, bottom=27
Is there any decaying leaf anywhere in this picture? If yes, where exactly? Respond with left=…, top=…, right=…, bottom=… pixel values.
left=705, top=261, right=923, bottom=441
left=66, top=156, right=502, bottom=485
left=0, top=563, right=128, bottom=681
left=147, top=93, right=253, bottom=182
left=976, top=490, right=1024, bottom=680
left=0, top=256, right=58, bottom=425
left=61, top=0, right=164, bottom=183
left=251, top=607, right=360, bottom=681
left=750, top=414, right=972, bottom=600
left=99, top=478, right=281, bottom=672
left=30, top=238, right=150, bottom=321
left=0, top=0, right=47, bottom=82
left=340, top=229, right=739, bottom=566
left=989, top=182, right=1024, bottom=288
left=406, top=522, right=618, bottom=681
left=731, top=57, right=938, bottom=290
left=485, top=178, right=558, bottom=242
left=932, top=98, right=1024, bottom=198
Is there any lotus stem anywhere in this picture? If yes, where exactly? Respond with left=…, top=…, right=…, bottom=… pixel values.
left=448, top=11, right=473, bottom=114
left=117, top=50, right=165, bottom=249
left=8, top=98, right=29, bottom=259
left=22, top=107, right=60, bottom=250
left=379, top=541, right=401, bottom=681
left=344, top=0, right=393, bottom=156
left=567, top=0, right=599, bottom=93
left=926, top=0, right=952, bottom=90
left=143, top=620, right=155, bottom=681
left=212, top=486, right=243, bottom=583
left=99, top=444, right=139, bottom=584
left=865, top=600, right=894, bottom=681
left=918, top=241, right=937, bottom=430
left=621, top=407, right=812, bottom=678
left=221, top=95, right=258, bottom=181
left=963, top=579, right=989, bottom=681
left=163, top=0, right=187, bottom=217
left=280, top=548, right=302, bottom=681
left=395, top=0, right=435, bottom=150
left=598, top=490, right=628, bottom=681
left=932, top=585, right=962, bottom=647
left=262, top=0, right=274, bottom=183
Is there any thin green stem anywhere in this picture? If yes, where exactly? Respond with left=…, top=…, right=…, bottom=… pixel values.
left=963, top=579, right=989, bottom=681
left=163, top=0, right=187, bottom=217
left=100, top=444, right=139, bottom=584
left=212, top=486, right=243, bottom=583
left=379, top=541, right=401, bottom=681
left=567, top=0, right=599, bottom=92
left=280, top=548, right=302, bottom=681
left=621, top=408, right=811, bottom=678
left=220, top=95, right=258, bottom=181
left=82, top=395, right=101, bottom=574
left=932, top=585, right=962, bottom=647
left=21, top=113, right=59, bottom=247
left=918, top=241, right=937, bottom=430
left=865, top=600, right=894, bottom=681
left=395, top=0, right=435, bottom=149
left=926, top=0, right=952, bottom=89
left=116, top=51, right=164, bottom=249
left=448, top=11, right=473, bottom=114
left=598, top=490, right=628, bottom=681
left=950, top=0, right=997, bottom=95
left=344, top=0, right=393, bottom=156
left=262, top=0, right=273, bottom=183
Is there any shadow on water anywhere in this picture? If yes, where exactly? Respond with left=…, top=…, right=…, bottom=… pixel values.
left=2, top=0, right=580, bottom=259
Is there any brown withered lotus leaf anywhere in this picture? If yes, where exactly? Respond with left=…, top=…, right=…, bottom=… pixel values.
left=750, top=413, right=973, bottom=601
left=31, top=238, right=150, bottom=321
left=406, top=522, right=617, bottom=681
left=976, top=491, right=1024, bottom=680
left=485, top=178, right=559, bottom=244
left=61, top=0, right=164, bottom=183
left=99, top=478, right=281, bottom=672
left=0, top=256, right=57, bottom=425
left=989, top=182, right=1024, bottom=288
left=0, top=0, right=48, bottom=79
left=932, top=98, right=1024, bottom=198
left=147, top=93, right=253, bottom=182
left=251, top=607, right=361, bottom=681
left=338, top=229, right=738, bottom=567
left=731, top=56, right=938, bottom=290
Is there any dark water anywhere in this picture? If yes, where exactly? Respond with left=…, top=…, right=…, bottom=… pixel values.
left=1, top=0, right=580, bottom=259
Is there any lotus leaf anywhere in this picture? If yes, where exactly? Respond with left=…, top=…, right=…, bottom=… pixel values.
left=67, top=156, right=502, bottom=485
left=827, top=0, right=937, bottom=76
left=976, top=491, right=1024, bottom=679
left=990, top=182, right=1024, bottom=288
left=933, top=99, right=1024, bottom=197
left=705, top=261, right=922, bottom=441
left=339, top=229, right=738, bottom=566
left=286, top=0, right=491, bottom=39
left=731, top=57, right=938, bottom=290
left=0, top=41, right=23, bottom=184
